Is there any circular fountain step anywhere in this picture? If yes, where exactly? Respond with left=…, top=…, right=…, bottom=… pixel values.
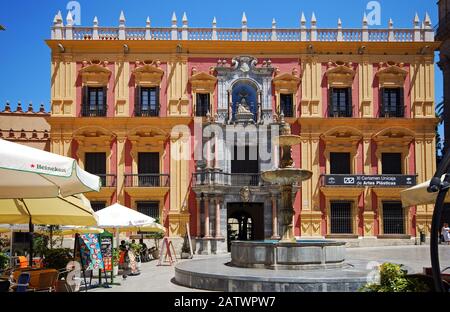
left=174, top=255, right=371, bottom=292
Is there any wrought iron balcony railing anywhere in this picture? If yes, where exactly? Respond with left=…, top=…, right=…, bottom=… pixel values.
left=97, top=174, right=117, bottom=187
left=81, top=106, right=107, bottom=117
left=193, top=171, right=261, bottom=187
left=124, top=174, right=170, bottom=187
left=134, top=106, right=159, bottom=117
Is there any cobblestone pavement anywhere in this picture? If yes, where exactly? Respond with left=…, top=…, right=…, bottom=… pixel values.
left=90, top=245, right=450, bottom=292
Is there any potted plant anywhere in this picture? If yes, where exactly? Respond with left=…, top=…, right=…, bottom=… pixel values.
left=112, top=248, right=120, bottom=276
left=181, top=232, right=192, bottom=259
left=149, top=232, right=164, bottom=259
left=42, top=248, right=72, bottom=271
left=0, top=252, right=9, bottom=271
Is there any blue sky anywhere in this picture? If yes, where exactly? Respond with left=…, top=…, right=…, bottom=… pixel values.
left=0, top=0, right=441, bottom=112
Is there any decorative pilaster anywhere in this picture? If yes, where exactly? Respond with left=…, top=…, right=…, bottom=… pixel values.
left=116, top=135, right=126, bottom=203
left=204, top=196, right=211, bottom=238
left=215, top=196, right=223, bottom=238
left=196, top=197, right=202, bottom=236
left=271, top=194, right=279, bottom=239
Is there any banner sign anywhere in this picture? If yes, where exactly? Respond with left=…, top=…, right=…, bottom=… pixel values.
left=323, top=175, right=416, bottom=187
left=79, top=234, right=104, bottom=270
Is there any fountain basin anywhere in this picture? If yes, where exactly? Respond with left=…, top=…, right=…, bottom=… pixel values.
left=231, top=240, right=346, bottom=270
left=261, top=168, right=313, bottom=185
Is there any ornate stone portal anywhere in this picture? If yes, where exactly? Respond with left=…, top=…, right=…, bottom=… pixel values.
left=230, top=115, right=347, bottom=269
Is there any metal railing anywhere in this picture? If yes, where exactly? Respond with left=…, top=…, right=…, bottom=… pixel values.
left=134, top=106, right=159, bottom=117
left=193, top=171, right=261, bottom=186
left=97, top=174, right=117, bottom=187
left=124, top=174, right=169, bottom=187
left=81, top=106, right=107, bottom=117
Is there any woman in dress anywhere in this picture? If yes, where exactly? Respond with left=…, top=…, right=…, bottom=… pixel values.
left=441, top=223, right=450, bottom=245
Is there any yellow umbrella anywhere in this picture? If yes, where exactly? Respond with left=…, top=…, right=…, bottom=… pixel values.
left=0, top=194, right=97, bottom=226
left=59, top=226, right=104, bottom=235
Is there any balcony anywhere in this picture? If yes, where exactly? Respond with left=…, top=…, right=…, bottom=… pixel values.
left=124, top=174, right=169, bottom=187
left=134, top=106, right=159, bottom=117
left=97, top=174, right=117, bottom=187
left=320, top=174, right=417, bottom=188
left=81, top=106, right=107, bottom=117
left=193, top=171, right=261, bottom=187
left=379, top=105, right=404, bottom=118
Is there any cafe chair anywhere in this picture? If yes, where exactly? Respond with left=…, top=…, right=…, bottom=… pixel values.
left=33, top=271, right=58, bottom=292
left=12, top=272, right=31, bottom=292
left=0, top=280, right=10, bottom=292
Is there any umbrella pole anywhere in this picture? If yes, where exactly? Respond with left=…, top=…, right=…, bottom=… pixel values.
left=115, top=228, right=120, bottom=249
left=29, top=218, right=34, bottom=267
left=9, top=229, right=13, bottom=267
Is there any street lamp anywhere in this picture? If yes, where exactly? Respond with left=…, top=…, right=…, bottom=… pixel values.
left=427, top=148, right=450, bottom=292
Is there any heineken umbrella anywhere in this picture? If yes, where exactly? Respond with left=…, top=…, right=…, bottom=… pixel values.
left=95, top=203, right=158, bottom=247
left=0, top=139, right=101, bottom=199
left=400, top=176, right=450, bottom=207
left=0, top=194, right=98, bottom=263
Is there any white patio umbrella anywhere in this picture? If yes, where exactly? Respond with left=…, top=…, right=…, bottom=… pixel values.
left=400, top=175, right=449, bottom=207
left=0, top=138, right=101, bottom=199
left=95, top=203, right=162, bottom=247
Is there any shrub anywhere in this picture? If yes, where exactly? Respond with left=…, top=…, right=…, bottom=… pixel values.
left=42, top=248, right=72, bottom=270
left=359, top=262, right=430, bottom=292
left=0, top=252, right=9, bottom=270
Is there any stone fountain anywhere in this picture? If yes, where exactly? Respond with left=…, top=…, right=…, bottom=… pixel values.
left=229, top=115, right=346, bottom=270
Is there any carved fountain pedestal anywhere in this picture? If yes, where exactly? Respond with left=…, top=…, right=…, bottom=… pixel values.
left=230, top=116, right=346, bottom=270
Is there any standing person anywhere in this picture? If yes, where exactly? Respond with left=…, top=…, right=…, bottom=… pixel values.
left=119, top=240, right=130, bottom=278
left=442, top=223, right=450, bottom=245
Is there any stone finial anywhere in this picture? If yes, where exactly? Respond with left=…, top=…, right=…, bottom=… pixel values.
left=424, top=12, right=431, bottom=28
left=53, top=13, right=59, bottom=25
left=301, top=12, right=306, bottom=26
left=56, top=10, right=63, bottom=25
left=172, top=12, right=177, bottom=25
left=212, top=17, right=217, bottom=27
left=212, top=17, right=217, bottom=40
left=242, top=12, right=247, bottom=25
left=363, top=13, right=368, bottom=26
left=27, top=102, right=33, bottom=113
left=389, top=18, right=394, bottom=28
left=20, top=129, right=26, bottom=139
left=119, top=10, right=126, bottom=24
left=32, top=130, right=38, bottom=139
left=16, top=101, right=22, bottom=112
left=146, top=17, right=151, bottom=27
left=39, top=103, right=45, bottom=113
left=182, top=12, right=188, bottom=25
left=93, top=16, right=99, bottom=26
left=4, top=101, right=10, bottom=112
left=311, top=12, right=317, bottom=25
left=272, top=18, right=276, bottom=28
left=414, top=13, right=420, bottom=26
left=66, top=11, right=73, bottom=26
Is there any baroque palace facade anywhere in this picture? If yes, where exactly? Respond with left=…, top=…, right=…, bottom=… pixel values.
left=47, top=11, right=438, bottom=253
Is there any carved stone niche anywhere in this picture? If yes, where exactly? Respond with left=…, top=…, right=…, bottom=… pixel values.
left=79, top=62, right=112, bottom=86
left=189, top=71, right=217, bottom=94
left=133, top=64, right=164, bottom=87
left=375, top=63, right=408, bottom=88
left=325, top=62, right=356, bottom=88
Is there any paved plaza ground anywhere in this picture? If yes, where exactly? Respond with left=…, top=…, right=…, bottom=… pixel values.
left=90, top=245, right=450, bottom=292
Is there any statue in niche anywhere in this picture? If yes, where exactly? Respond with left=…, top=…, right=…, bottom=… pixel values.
left=237, top=97, right=252, bottom=114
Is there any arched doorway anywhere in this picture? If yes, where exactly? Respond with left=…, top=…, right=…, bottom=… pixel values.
left=231, top=80, right=258, bottom=121
left=227, top=202, right=264, bottom=251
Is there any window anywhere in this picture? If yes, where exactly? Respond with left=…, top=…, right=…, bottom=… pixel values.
left=196, top=93, right=210, bottom=117
left=280, top=94, right=294, bottom=117
left=330, top=201, right=353, bottom=234
left=91, top=201, right=106, bottom=212
left=382, top=202, right=404, bottom=234
left=380, top=88, right=404, bottom=117
left=82, top=87, right=106, bottom=116
left=329, top=88, right=352, bottom=117
left=381, top=153, right=402, bottom=175
left=85, top=152, right=106, bottom=186
left=136, top=201, right=159, bottom=219
left=138, top=152, right=160, bottom=186
left=135, top=86, right=159, bottom=116
left=330, top=152, right=351, bottom=174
